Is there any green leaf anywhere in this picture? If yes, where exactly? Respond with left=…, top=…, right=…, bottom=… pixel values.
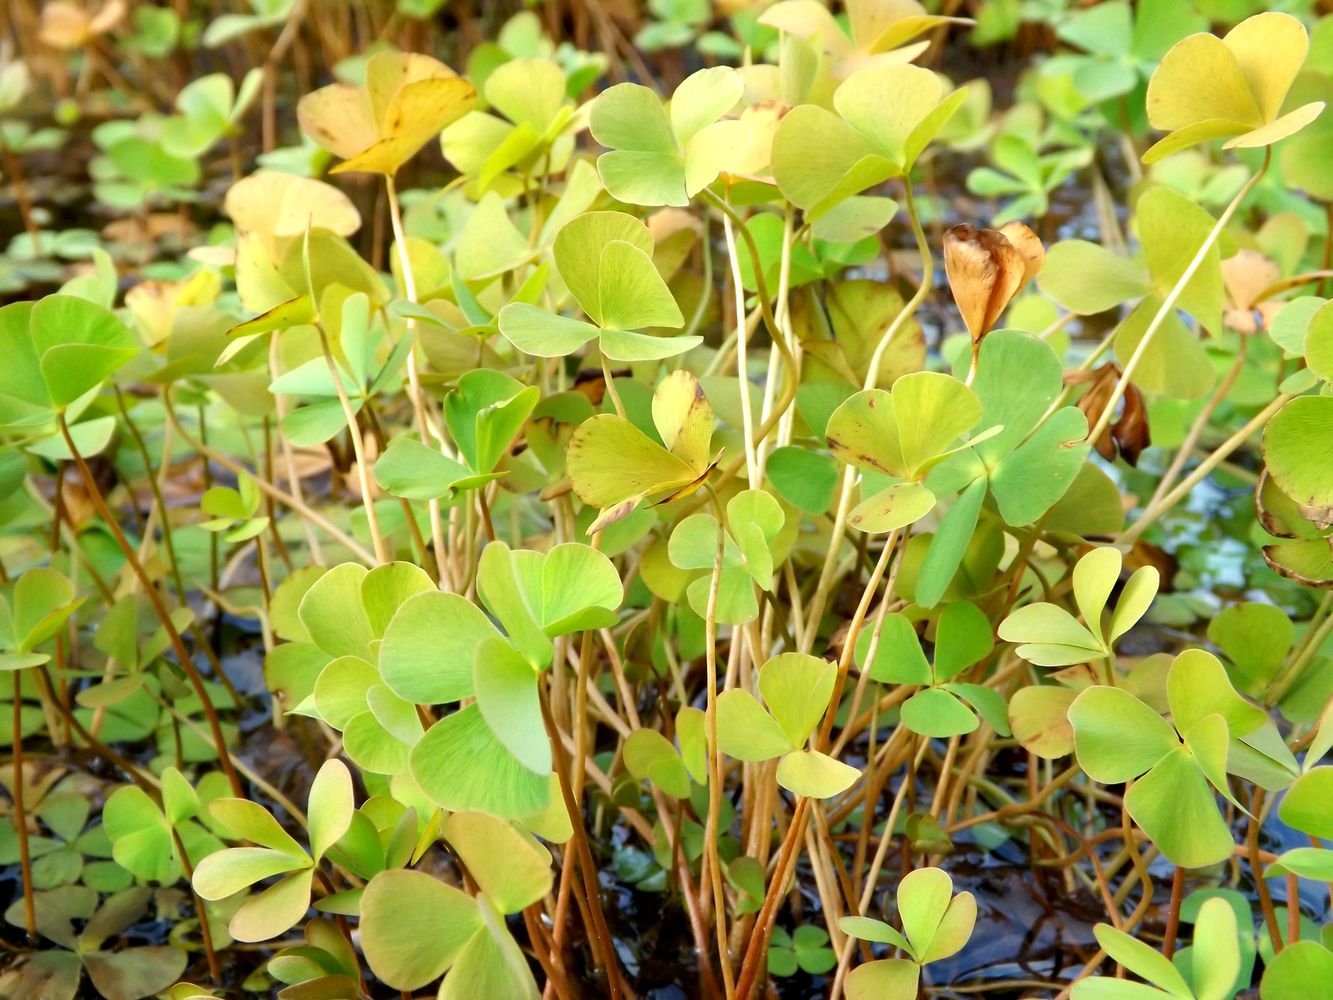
left=447, top=811, right=552, bottom=914
left=11, top=568, right=80, bottom=653
left=1092, top=922, right=1192, bottom=997
left=759, top=653, right=836, bottom=748
left=1038, top=240, right=1150, bottom=314
left=439, top=897, right=539, bottom=1000
left=849, top=481, right=936, bottom=534
left=208, top=800, right=307, bottom=858
left=375, top=437, right=482, bottom=501
left=915, top=477, right=987, bottom=609
left=444, top=370, right=539, bottom=476
left=624, top=729, right=691, bottom=798
left=597, top=240, right=685, bottom=330
left=360, top=870, right=482, bottom=990
left=298, top=564, right=375, bottom=661
left=307, top=759, right=354, bottom=863
left=541, top=544, right=623, bottom=635
left=1278, top=767, right=1333, bottom=839
left=380, top=591, right=501, bottom=704
left=1108, top=566, right=1159, bottom=644
left=410, top=705, right=551, bottom=819
left=897, top=866, right=952, bottom=961
left=1069, top=686, right=1177, bottom=783
left=1208, top=602, right=1293, bottom=695
left=989, top=406, right=1090, bottom=526
left=833, top=64, right=962, bottom=174
left=715, top=689, right=794, bottom=761
left=498, top=303, right=599, bottom=358
left=922, top=889, right=977, bottom=963
left=361, top=563, right=436, bottom=637
left=775, top=749, right=860, bottom=799
left=901, top=688, right=978, bottom=738
left=858, top=613, right=931, bottom=685
left=1261, top=941, right=1333, bottom=1000
left=476, top=543, right=548, bottom=665
left=999, top=603, right=1103, bottom=667
left=771, top=105, right=895, bottom=218
left=1166, top=649, right=1267, bottom=737
left=1008, top=685, right=1076, bottom=759
left=1190, top=896, right=1241, bottom=1000
left=1127, top=748, right=1234, bottom=868
left=473, top=638, right=550, bottom=775
left=845, top=959, right=919, bottom=1000
left=30, top=295, right=138, bottom=408
left=1138, top=187, right=1225, bottom=334
left=193, top=846, right=302, bottom=899
left=312, top=656, right=378, bottom=730
left=1265, top=397, right=1333, bottom=511
left=934, top=602, right=994, bottom=681
left=103, top=786, right=177, bottom=884
left=767, top=446, right=839, bottom=515
left=1114, top=297, right=1215, bottom=400
left=454, top=192, right=535, bottom=280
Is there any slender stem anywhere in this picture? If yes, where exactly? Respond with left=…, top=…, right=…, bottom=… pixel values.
left=1119, top=393, right=1290, bottom=544
left=58, top=413, right=242, bottom=795
left=314, top=322, right=387, bottom=562
left=541, top=687, right=625, bottom=998
left=164, top=393, right=377, bottom=564
left=1089, top=150, right=1270, bottom=445
left=11, top=671, right=36, bottom=940
left=805, top=178, right=932, bottom=644
left=384, top=174, right=451, bottom=584
left=171, top=826, right=221, bottom=983
left=1145, top=335, right=1248, bottom=512
left=1162, top=867, right=1185, bottom=959
left=703, top=487, right=736, bottom=998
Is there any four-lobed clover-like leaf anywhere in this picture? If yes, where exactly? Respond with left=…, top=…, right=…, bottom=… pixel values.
left=1069, top=648, right=1296, bottom=868
left=360, top=811, right=548, bottom=1000
left=772, top=63, right=966, bottom=217
left=856, top=602, right=1007, bottom=739
left=297, top=50, right=477, bottom=176
left=589, top=66, right=745, bottom=207
left=192, top=759, right=354, bottom=942
left=826, top=371, right=988, bottom=537
left=1143, top=12, right=1325, bottom=163
left=999, top=546, right=1158, bottom=667
left=841, top=866, right=977, bottom=1000
left=716, top=653, right=860, bottom=799
left=566, top=369, right=718, bottom=533
left=499, top=211, right=698, bottom=363
left=1073, top=896, right=1241, bottom=1000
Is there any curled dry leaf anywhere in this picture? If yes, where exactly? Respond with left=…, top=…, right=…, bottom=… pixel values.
left=38, top=0, right=124, bottom=50
left=1221, top=249, right=1281, bottom=333
left=944, top=221, right=1044, bottom=345
left=1068, top=363, right=1151, bottom=466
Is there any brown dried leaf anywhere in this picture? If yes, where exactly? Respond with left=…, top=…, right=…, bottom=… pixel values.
left=944, top=222, right=1043, bottom=343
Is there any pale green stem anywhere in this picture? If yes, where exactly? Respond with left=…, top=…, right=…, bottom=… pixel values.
left=385, top=174, right=452, bottom=587
left=721, top=211, right=760, bottom=489
left=1088, top=151, right=1270, bottom=445
left=805, top=177, right=933, bottom=645
left=1118, top=392, right=1291, bottom=544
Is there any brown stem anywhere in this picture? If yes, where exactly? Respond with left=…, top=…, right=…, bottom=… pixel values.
left=11, top=671, right=36, bottom=941
left=58, top=414, right=242, bottom=795
left=171, top=827, right=221, bottom=983
left=541, top=688, right=625, bottom=999
left=1162, top=867, right=1185, bottom=959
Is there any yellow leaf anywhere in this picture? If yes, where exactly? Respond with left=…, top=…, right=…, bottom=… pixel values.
left=225, top=173, right=362, bottom=258
left=299, top=51, right=476, bottom=176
